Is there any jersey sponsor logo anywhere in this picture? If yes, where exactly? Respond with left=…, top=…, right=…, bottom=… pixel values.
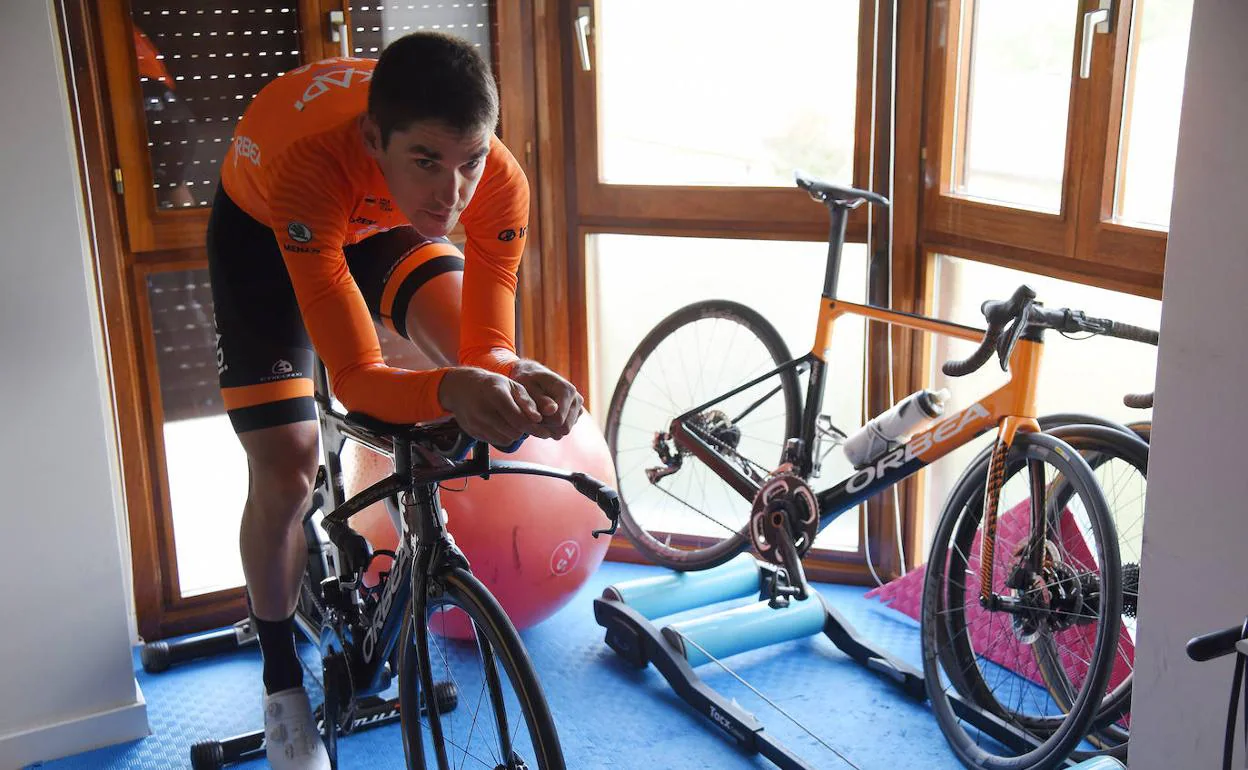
left=362, top=195, right=395, bottom=213
left=287, top=222, right=313, bottom=243
left=498, top=229, right=516, bottom=241
left=215, top=331, right=228, bottom=375
left=283, top=243, right=321, bottom=254
left=354, top=224, right=388, bottom=239
left=232, top=135, right=261, bottom=168
left=272, top=359, right=294, bottom=376
left=292, top=66, right=373, bottom=111
left=349, top=215, right=377, bottom=226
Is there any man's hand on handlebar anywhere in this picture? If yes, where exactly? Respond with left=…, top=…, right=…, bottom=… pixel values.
left=438, top=367, right=544, bottom=447
left=509, top=359, right=584, bottom=440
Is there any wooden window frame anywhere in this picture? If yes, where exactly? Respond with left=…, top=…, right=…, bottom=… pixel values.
left=899, top=0, right=1177, bottom=563
left=920, top=0, right=1167, bottom=299
left=537, top=0, right=915, bottom=583
left=98, top=0, right=333, bottom=254
left=1070, top=0, right=1167, bottom=283
left=566, top=0, right=879, bottom=243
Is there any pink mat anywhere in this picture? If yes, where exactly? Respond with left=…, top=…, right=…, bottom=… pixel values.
left=867, top=498, right=1134, bottom=700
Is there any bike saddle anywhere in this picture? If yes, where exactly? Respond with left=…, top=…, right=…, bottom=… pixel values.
left=794, top=170, right=890, bottom=208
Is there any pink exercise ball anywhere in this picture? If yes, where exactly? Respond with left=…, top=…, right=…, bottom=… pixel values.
left=342, top=414, right=616, bottom=639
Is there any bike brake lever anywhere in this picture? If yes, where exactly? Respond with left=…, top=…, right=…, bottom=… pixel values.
left=569, top=472, right=621, bottom=538
left=591, top=487, right=620, bottom=539
left=995, top=301, right=1035, bottom=372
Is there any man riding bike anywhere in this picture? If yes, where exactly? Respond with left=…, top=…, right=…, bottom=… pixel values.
left=207, top=32, right=581, bottom=768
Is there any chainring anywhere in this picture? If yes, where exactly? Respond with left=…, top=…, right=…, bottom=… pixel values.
left=749, top=471, right=819, bottom=565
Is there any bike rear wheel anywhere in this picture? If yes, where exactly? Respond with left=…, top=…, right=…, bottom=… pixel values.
left=604, top=299, right=802, bottom=571
left=399, top=567, right=564, bottom=770
left=922, top=430, right=1122, bottom=770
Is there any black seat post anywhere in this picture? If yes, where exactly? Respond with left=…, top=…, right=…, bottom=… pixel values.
left=823, top=203, right=850, bottom=300
left=393, top=439, right=411, bottom=489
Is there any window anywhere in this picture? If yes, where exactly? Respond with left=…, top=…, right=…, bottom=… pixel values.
left=565, top=1, right=889, bottom=572
left=108, top=1, right=307, bottom=250
left=594, top=1, right=859, bottom=188
left=922, top=0, right=1195, bottom=295
left=143, top=268, right=248, bottom=597
left=570, top=0, right=877, bottom=233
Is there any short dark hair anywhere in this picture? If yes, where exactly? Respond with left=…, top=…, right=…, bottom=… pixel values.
left=368, top=32, right=498, bottom=147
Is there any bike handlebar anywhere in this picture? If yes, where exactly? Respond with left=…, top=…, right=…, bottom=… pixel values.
left=1188, top=621, right=1248, bottom=662
left=941, top=286, right=1036, bottom=377
left=942, top=285, right=1159, bottom=410
left=339, top=411, right=620, bottom=537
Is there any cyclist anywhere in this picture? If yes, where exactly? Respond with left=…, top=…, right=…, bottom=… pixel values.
left=207, top=32, right=582, bottom=768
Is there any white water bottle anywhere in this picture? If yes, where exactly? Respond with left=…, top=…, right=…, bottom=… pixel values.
left=842, top=388, right=951, bottom=468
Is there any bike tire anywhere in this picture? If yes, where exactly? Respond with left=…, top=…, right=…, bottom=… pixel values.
left=604, top=299, right=802, bottom=571
left=935, top=423, right=1147, bottom=758
left=399, top=567, right=564, bottom=769
left=922, top=431, right=1122, bottom=770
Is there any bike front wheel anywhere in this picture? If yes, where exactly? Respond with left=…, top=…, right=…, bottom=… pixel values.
left=604, top=299, right=802, bottom=571
left=398, top=567, right=564, bottom=770
left=922, top=430, right=1123, bottom=770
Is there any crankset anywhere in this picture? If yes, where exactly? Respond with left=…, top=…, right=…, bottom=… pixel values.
left=750, top=471, right=819, bottom=605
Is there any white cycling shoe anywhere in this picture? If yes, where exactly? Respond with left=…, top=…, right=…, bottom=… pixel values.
left=263, top=686, right=331, bottom=769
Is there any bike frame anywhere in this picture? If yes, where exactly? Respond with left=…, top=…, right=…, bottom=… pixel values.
left=669, top=295, right=1046, bottom=541
left=312, top=402, right=431, bottom=697
left=313, top=401, right=535, bottom=768
left=310, top=360, right=611, bottom=764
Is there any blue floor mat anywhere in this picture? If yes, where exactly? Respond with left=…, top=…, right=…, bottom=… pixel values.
left=28, top=561, right=984, bottom=769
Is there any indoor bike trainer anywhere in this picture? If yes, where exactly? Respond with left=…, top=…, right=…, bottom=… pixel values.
left=595, top=552, right=1086, bottom=769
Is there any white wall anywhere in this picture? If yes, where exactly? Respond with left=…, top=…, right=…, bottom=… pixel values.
left=1129, top=0, right=1248, bottom=766
left=0, top=0, right=148, bottom=766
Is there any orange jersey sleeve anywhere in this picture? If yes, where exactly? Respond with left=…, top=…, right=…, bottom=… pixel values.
left=457, top=136, right=530, bottom=374
left=266, top=131, right=450, bottom=424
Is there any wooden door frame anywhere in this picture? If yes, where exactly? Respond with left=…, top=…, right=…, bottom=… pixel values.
left=63, top=0, right=547, bottom=640
left=58, top=0, right=250, bottom=640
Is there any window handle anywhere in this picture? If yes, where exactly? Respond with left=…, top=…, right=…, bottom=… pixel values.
left=329, top=10, right=350, bottom=59
left=1080, top=0, right=1113, bottom=79
left=575, top=6, right=592, bottom=72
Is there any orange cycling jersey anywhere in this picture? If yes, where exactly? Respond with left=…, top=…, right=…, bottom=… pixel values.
left=220, top=56, right=529, bottom=424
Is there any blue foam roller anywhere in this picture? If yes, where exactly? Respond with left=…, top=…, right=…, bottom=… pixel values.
left=662, top=593, right=828, bottom=667
left=600, top=552, right=760, bottom=620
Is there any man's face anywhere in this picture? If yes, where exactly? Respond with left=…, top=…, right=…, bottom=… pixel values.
left=362, top=117, right=491, bottom=238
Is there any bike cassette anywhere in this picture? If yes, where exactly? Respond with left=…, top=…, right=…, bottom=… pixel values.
left=750, top=472, right=819, bottom=565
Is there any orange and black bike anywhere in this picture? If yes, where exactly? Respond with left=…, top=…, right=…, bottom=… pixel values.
left=603, top=173, right=1156, bottom=769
